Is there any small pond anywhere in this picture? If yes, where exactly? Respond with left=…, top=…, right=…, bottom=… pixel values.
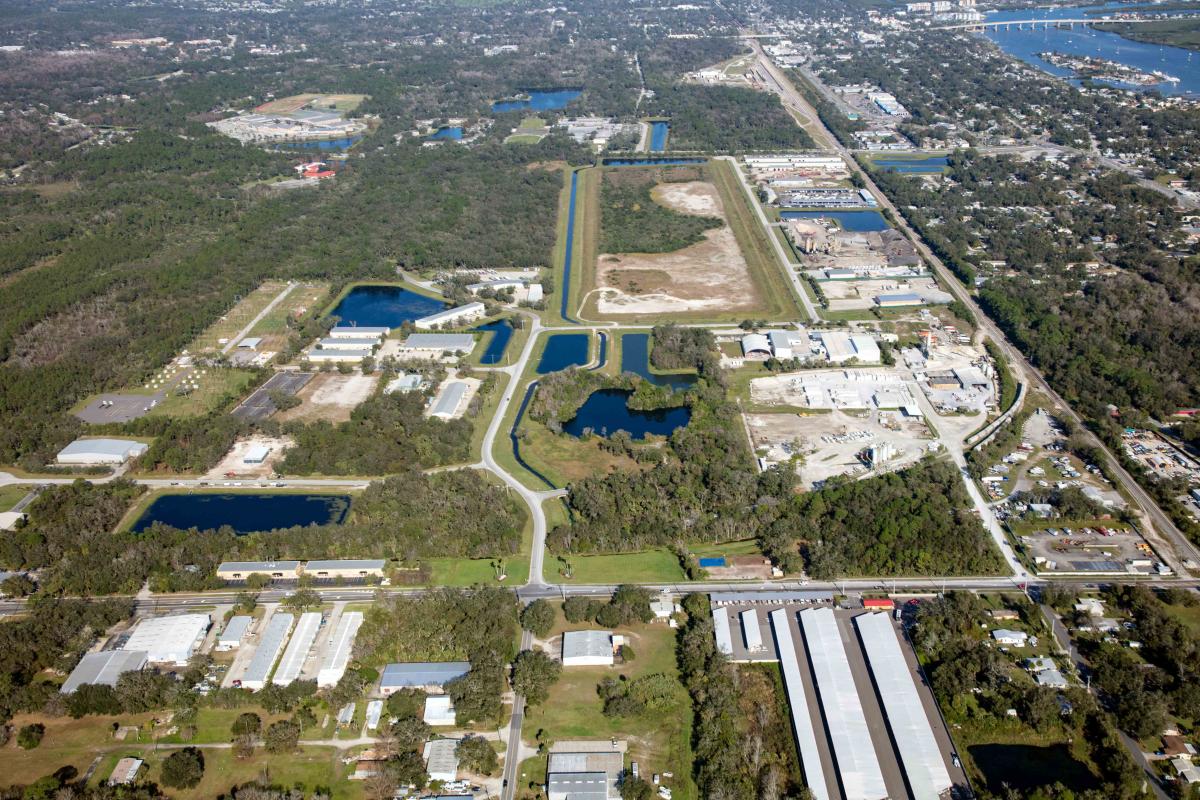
left=492, top=89, right=582, bottom=113
left=476, top=319, right=514, bottom=365
left=779, top=210, right=891, bottom=232
left=649, top=121, right=669, bottom=152
left=563, top=389, right=690, bottom=440
left=870, top=155, right=949, bottom=173
left=329, top=285, right=446, bottom=328
left=427, top=126, right=464, bottom=141
left=133, top=493, right=350, bottom=535
left=620, top=333, right=694, bottom=390
left=536, top=333, right=590, bottom=374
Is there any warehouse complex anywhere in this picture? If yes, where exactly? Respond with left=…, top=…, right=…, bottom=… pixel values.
left=712, top=596, right=963, bottom=800
left=56, top=437, right=148, bottom=465
left=122, top=614, right=209, bottom=666
left=273, top=611, right=322, bottom=686
left=241, top=613, right=294, bottom=691
left=61, top=650, right=148, bottom=694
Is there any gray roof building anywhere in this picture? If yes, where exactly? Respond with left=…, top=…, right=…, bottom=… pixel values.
left=561, top=630, right=614, bottom=666
left=430, top=382, right=468, bottom=419
left=380, top=661, right=471, bottom=693
left=56, top=438, right=148, bottom=465
left=241, top=612, right=294, bottom=690
left=547, top=772, right=608, bottom=800
left=400, top=333, right=476, bottom=352
left=61, top=650, right=148, bottom=694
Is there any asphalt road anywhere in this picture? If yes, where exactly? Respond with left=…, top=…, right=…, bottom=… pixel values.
left=746, top=38, right=1199, bottom=575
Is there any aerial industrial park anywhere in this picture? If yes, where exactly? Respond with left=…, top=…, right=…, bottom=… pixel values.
left=2, top=0, right=1200, bottom=798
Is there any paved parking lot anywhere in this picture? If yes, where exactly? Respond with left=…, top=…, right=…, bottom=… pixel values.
left=232, top=372, right=313, bottom=421
left=75, top=392, right=164, bottom=423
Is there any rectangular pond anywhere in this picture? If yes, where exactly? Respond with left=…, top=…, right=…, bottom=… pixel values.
left=536, top=333, right=590, bottom=374
left=427, top=126, right=464, bottom=141
left=329, top=285, right=446, bottom=328
left=649, top=121, right=669, bottom=152
left=476, top=319, right=514, bottom=365
left=492, top=89, right=582, bottom=113
left=869, top=155, right=948, bottom=174
left=276, top=135, right=363, bottom=151
left=563, top=389, right=691, bottom=440
left=133, top=493, right=350, bottom=535
left=779, top=210, right=891, bottom=232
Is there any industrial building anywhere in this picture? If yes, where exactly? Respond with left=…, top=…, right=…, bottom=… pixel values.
left=429, top=381, right=469, bottom=420
left=216, top=616, right=252, bottom=651
left=546, top=741, right=627, bottom=800
left=242, top=444, right=272, bottom=464
left=561, top=630, right=615, bottom=667
left=741, top=333, right=772, bottom=359
left=60, top=650, right=148, bottom=694
left=272, top=611, right=322, bottom=686
left=216, top=560, right=301, bottom=582
left=413, top=302, right=485, bottom=330
left=874, top=292, right=924, bottom=308
left=317, top=611, right=364, bottom=687
left=423, top=695, right=457, bottom=726
left=122, top=614, right=209, bottom=666
left=56, top=438, right=148, bottom=466
left=304, top=559, right=386, bottom=581
left=329, top=326, right=389, bottom=339
left=399, top=333, right=477, bottom=356
left=241, top=613, right=294, bottom=691
left=385, top=373, right=425, bottom=393
left=317, top=337, right=378, bottom=352
left=379, top=661, right=471, bottom=695
left=744, top=153, right=847, bottom=173
left=423, top=738, right=460, bottom=784
left=305, top=348, right=367, bottom=364
left=818, top=331, right=881, bottom=364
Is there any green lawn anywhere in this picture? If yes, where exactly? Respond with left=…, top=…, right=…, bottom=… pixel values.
left=505, top=133, right=545, bottom=145
left=523, top=612, right=697, bottom=800
left=552, top=550, right=685, bottom=584
left=0, top=484, right=33, bottom=511
left=189, top=281, right=291, bottom=352
left=144, top=367, right=258, bottom=418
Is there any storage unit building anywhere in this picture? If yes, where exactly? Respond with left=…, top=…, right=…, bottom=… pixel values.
left=413, top=302, right=485, bottom=330
left=741, top=609, right=764, bottom=652
left=241, top=612, right=294, bottom=691
left=423, top=739, right=460, bottom=783
left=272, top=611, right=321, bottom=686
left=769, top=608, right=832, bottom=800
left=399, top=333, right=477, bottom=356
left=216, top=616, right=252, bottom=651
left=317, top=611, right=364, bottom=687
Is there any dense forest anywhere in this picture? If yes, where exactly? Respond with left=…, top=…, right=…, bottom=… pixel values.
left=599, top=166, right=722, bottom=254
left=648, top=84, right=815, bottom=152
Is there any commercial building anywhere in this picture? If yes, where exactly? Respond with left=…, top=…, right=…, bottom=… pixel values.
left=365, top=699, right=384, bottom=731
left=429, top=381, right=469, bottom=420
left=874, top=292, right=924, bottom=308
left=399, top=333, right=477, bottom=356
left=768, top=330, right=810, bottom=360
left=385, top=373, right=425, bottom=393
left=744, top=154, right=846, bottom=173
left=241, top=613, right=294, bottom=691
left=467, top=278, right=524, bottom=294
left=122, top=614, right=210, bottom=666
left=855, top=612, right=953, bottom=800
left=317, top=611, right=364, bottom=687
left=424, top=695, right=457, bottom=726
left=818, top=331, right=881, bottom=364
left=317, top=337, right=378, bottom=352
left=423, top=739, right=460, bottom=783
left=561, top=630, right=615, bottom=667
left=413, top=302, right=486, bottom=330
left=546, top=741, right=626, bottom=800
left=304, top=559, right=386, bottom=581
left=216, top=616, right=252, bottom=651
left=243, top=445, right=272, bottom=464
left=329, top=326, right=389, bottom=339
left=108, top=758, right=143, bottom=786
left=379, top=661, right=471, bottom=695
left=61, top=650, right=148, bottom=694
left=305, top=348, right=367, bottom=364
left=56, top=438, right=148, bottom=466
left=272, top=611, right=322, bottom=686
left=216, top=560, right=301, bottom=582
left=741, top=333, right=772, bottom=359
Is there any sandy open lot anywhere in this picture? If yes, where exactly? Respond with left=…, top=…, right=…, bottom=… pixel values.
left=745, top=409, right=932, bottom=488
left=592, top=181, right=762, bottom=316
left=207, top=434, right=294, bottom=479
left=277, top=372, right=378, bottom=423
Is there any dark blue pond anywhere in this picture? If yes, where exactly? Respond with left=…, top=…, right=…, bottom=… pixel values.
left=133, top=493, right=350, bottom=535
left=428, top=126, right=463, bottom=141
left=537, top=333, right=590, bottom=374
left=871, top=156, right=948, bottom=173
left=780, top=210, right=891, bottom=232
left=563, top=390, right=691, bottom=440
left=476, top=319, right=514, bottom=365
left=620, top=333, right=694, bottom=390
left=649, top=121, right=669, bottom=152
left=276, top=136, right=363, bottom=151
left=602, top=157, right=706, bottom=167
left=492, top=89, right=582, bottom=113
left=330, top=285, right=446, bottom=328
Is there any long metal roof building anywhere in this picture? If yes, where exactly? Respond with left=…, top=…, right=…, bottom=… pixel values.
left=242, top=612, right=294, bottom=690
left=430, top=381, right=468, bottom=419
left=741, top=609, right=764, bottom=652
left=800, top=607, right=888, bottom=800
left=318, top=611, right=363, bottom=687
left=712, top=607, right=733, bottom=655
left=272, top=611, right=321, bottom=686
left=769, top=609, right=831, bottom=800
left=61, top=650, right=148, bottom=694
left=855, top=613, right=953, bottom=800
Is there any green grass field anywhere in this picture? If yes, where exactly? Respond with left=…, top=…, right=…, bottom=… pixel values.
left=143, top=367, right=259, bottom=418
left=552, top=549, right=685, bottom=584
left=0, top=484, right=33, bottom=511
left=190, top=281, right=292, bottom=352
left=523, top=610, right=697, bottom=800
left=504, top=133, right=546, bottom=145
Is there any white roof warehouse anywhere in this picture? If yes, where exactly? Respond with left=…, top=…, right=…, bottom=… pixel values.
left=121, top=613, right=210, bottom=666
left=56, top=438, right=148, bottom=465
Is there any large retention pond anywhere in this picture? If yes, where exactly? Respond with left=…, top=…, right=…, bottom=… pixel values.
left=983, top=3, right=1200, bottom=96
left=869, top=155, right=949, bottom=174
left=780, top=210, right=891, bottom=232
left=563, top=389, right=691, bottom=440
left=476, top=319, right=514, bottom=365
left=620, top=333, right=694, bottom=390
left=649, top=121, right=669, bottom=152
left=537, top=333, right=590, bottom=373
left=133, top=493, right=350, bottom=535
left=329, top=285, right=446, bottom=328
left=492, top=89, right=583, bottom=113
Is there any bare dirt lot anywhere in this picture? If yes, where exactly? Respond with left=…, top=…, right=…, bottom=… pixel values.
left=745, top=409, right=932, bottom=488
left=207, top=434, right=294, bottom=479
left=276, top=372, right=378, bottom=423
left=592, top=181, right=762, bottom=316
